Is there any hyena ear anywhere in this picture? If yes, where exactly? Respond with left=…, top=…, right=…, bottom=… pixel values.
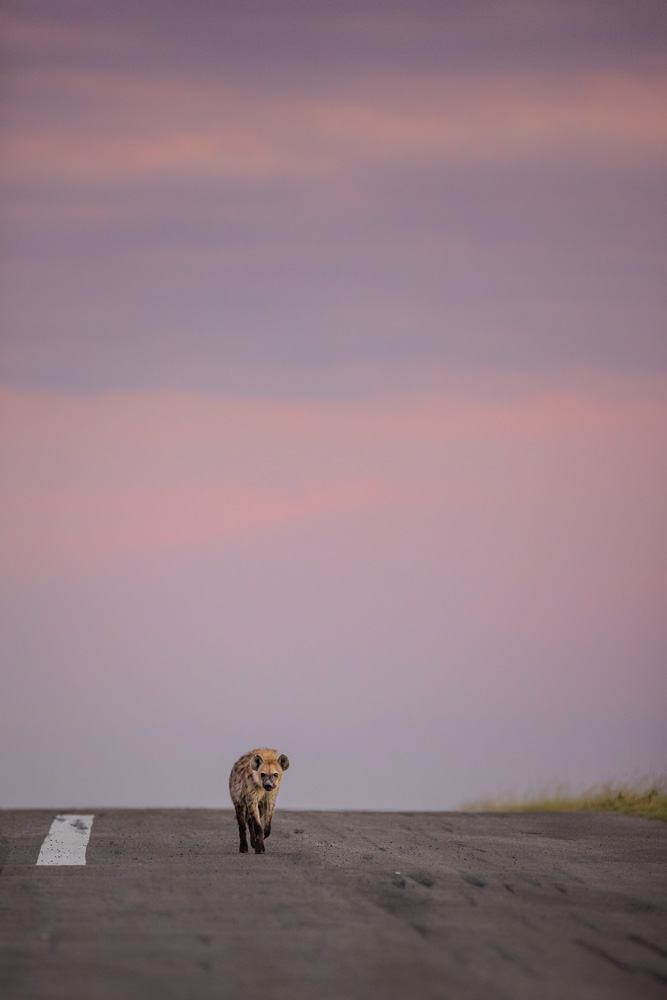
left=278, top=754, right=290, bottom=771
left=251, top=754, right=263, bottom=771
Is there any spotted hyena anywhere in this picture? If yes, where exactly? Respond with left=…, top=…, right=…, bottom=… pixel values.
left=229, top=748, right=290, bottom=854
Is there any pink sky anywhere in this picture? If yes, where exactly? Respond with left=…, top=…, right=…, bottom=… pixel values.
left=1, top=1, right=665, bottom=808
left=2, top=373, right=665, bottom=807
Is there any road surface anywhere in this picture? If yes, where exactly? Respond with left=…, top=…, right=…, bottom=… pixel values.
left=1, top=809, right=666, bottom=999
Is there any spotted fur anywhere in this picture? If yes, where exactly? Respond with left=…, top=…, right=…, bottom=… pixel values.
left=229, top=748, right=290, bottom=854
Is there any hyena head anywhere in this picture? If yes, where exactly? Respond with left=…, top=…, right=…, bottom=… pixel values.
left=251, top=751, right=290, bottom=792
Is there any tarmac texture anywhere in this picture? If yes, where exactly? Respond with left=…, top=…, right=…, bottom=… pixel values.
left=1, top=808, right=666, bottom=1000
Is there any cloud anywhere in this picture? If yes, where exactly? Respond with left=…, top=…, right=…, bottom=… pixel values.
left=0, top=9, right=140, bottom=58
left=0, top=388, right=385, bottom=573
left=2, top=373, right=665, bottom=581
left=1, top=481, right=380, bottom=574
left=3, top=66, right=666, bottom=192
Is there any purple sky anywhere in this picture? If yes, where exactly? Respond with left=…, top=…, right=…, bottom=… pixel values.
left=1, top=1, right=665, bottom=809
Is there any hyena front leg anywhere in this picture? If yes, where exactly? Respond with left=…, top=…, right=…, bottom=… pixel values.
left=247, top=806, right=265, bottom=854
left=235, top=803, right=249, bottom=853
left=263, top=797, right=276, bottom=839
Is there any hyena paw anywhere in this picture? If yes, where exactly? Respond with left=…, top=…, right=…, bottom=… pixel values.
left=239, top=843, right=248, bottom=853
left=254, top=843, right=265, bottom=854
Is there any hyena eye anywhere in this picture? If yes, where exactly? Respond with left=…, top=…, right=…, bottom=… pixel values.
left=260, top=773, right=266, bottom=778
left=273, top=773, right=278, bottom=778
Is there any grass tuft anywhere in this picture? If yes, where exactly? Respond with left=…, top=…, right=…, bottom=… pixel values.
left=462, top=777, right=667, bottom=821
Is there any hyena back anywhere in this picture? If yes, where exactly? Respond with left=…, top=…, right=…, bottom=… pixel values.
left=229, top=748, right=290, bottom=854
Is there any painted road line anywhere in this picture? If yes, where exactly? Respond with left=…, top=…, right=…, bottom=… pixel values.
left=36, top=814, right=95, bottom=865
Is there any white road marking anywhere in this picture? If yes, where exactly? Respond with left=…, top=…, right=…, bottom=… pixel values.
left=36, top=814, right=95, bottom=866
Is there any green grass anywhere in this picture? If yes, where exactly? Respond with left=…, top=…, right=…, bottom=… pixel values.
left=462, top=778, right=667, bottom=822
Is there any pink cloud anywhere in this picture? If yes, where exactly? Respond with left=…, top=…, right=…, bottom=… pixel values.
left=0, top=480, right=379, bottom=574
left=4, top=67, right=665, bottom=191
left=1, top=374, right=665, bottom=585
left=0, top=11, right=140, bottom=57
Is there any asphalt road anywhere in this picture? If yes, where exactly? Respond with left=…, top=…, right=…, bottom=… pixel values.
left=1, top=809, right=666, bottom=1000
